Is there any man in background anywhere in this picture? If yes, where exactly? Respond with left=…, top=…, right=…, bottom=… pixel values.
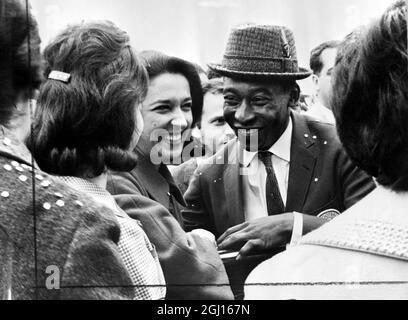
left=171, top=78, right=235, bottom=194
left=305, top=40, right=340, bottom=123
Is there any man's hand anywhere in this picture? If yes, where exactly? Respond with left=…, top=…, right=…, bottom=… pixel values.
left=217, top=213, right=295, bottom=259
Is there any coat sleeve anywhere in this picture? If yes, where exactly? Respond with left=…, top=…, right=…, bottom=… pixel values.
left=108, top=173, right=234, bottom=300
left=59, top=205, right=134, bottom=300
left=182, top=169, right=218, bottom=234
left=337, top=148, right=376, bottom=210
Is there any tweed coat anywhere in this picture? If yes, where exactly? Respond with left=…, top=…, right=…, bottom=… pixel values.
left=111, top=151, right=187, bottom=226
left=107, top=155, right=234, bottom=300
left=0, top=127, right=133, bottom=300
left=182, top=112, right=376, bottom=237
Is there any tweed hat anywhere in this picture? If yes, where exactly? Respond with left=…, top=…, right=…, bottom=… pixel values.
left=209, top=24, right=311, bottom=80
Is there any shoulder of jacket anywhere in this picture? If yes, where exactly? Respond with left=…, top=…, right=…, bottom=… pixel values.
left=196, top=140, right=238, bottom=171
left=304, top=114, right=336, bottom=133
left=0, top=157, right=116, bottom=225
left=295, top=113, right=342, bottom=151
left=107, top=169, right=146, bottom=197
left=170, top=158, right=197, bottom=177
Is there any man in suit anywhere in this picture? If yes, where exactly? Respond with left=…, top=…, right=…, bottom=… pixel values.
left=246, top=1, right=408, bottom=299
left=303, top=40, right=340, bottom=123
left=182, top=24, right=376, bottom=259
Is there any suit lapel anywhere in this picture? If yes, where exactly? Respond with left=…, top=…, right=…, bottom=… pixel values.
left=183, top=159, right=198, bottom=187
left=132, top=150, right=170, bottom=209
left=159, top=164, right=187, bottom=207
left=286, top=112, right=317, bottom=212
left=223, top=140, right=245, bottom=227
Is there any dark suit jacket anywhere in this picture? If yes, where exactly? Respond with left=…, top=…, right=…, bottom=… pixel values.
left=0, top=127, right=133, bottom=300
left=170, top=158, right=199, bottom=195
left=182, top=112, right=376, bottom=237
left=107, top=152, right=234, bottom=300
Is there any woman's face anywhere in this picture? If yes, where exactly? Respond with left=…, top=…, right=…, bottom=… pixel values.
left=137, top=72, right=193, bottom=164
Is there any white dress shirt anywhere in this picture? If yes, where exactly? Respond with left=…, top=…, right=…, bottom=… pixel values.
left=242, top=118, right=292, bottom=222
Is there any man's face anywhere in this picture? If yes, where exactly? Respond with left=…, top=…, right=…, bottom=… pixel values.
left=223, top=78, right=291, bottom=152
left=200, top=92, right=235, bottom=155
left=316, top=47, right=337, bottom=108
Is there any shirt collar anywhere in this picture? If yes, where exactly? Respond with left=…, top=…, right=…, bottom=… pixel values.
left=58, top=176, right=127, bottom=218
left=242, top=117, right=292, bottom=167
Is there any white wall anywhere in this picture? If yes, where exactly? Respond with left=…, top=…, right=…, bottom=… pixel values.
left=30, top=0, right=395, bottom=92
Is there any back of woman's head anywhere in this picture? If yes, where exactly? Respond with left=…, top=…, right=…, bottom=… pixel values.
left=332, top=0, right=408, bottom=191
left=0, top=0, right=42, bottom=126
left=32, top=20, right=148, bottom=177
left=139, top=50, right=203, bottom=126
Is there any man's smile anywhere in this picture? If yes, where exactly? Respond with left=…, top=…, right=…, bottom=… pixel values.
left=234, top=127, right=263, bottom=137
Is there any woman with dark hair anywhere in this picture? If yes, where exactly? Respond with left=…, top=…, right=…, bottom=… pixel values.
left=107, top=51, right=233, bottom=300
left=31, top=21, right=166, bottom=300
left=109, top=50, right=203, bottom=225
left=0, top=0, right=134, bottom=300
left=245, top=0, right=408, bottom=300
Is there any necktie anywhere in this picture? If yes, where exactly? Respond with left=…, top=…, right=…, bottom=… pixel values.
left=258, top=151, right=285, bottom=215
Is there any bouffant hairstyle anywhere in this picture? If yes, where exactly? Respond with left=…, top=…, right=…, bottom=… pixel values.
left=139, top=50, right=203, bottom=126
left=0, top=0, right=42, bottom=125
left=331, top=0, right=408, bottom=191
left=31, top=21, right=148, bottom=178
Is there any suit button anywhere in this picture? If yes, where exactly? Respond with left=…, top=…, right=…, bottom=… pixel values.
left=1, top=191, right=10, bottom=198
left=3, top=138, right=11, bottom=146
left=43, top=203, right=51, bottom=210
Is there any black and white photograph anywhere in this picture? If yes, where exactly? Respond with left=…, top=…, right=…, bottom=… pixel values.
left=0, top=0, right=407, bottom=306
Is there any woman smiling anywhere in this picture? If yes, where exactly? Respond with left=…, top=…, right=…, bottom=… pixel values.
left=107, top=52, right=233, bottom=300
left=110, top=50, right=203, bottom=224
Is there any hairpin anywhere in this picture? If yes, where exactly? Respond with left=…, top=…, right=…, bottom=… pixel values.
left=48, top=70, right=71, bottom=83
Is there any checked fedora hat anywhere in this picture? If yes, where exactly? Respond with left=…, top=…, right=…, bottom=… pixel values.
left=209, top=24, right=311, bottom=80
